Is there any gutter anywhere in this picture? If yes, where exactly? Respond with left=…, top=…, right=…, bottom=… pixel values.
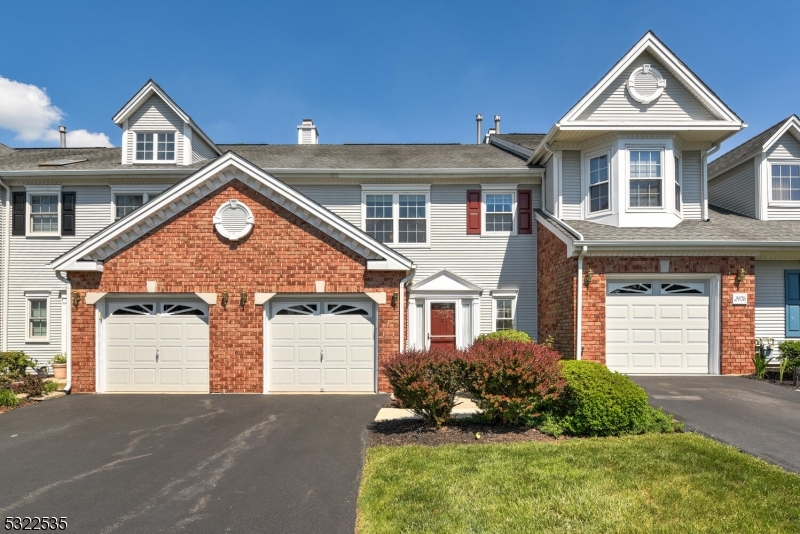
left=576, top=246, right=587, bottom=360
left=398, top=266, right=417, bottom=352
left=55, top=271, right=72, bottom=393
left=570, top=239, right=800, bottom=249
left=0, top=178, right=8, bottom=350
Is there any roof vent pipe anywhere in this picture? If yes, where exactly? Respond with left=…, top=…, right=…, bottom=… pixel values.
left=476, top=114, right=482, bottom=144
left=297, top=119, right=319, bottom=145
left=59, top=126, right=67, bottom=148
left=494, top=115, right=501, bottom=134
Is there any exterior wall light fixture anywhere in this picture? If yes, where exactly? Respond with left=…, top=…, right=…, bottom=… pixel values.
left=240, top=290, right=248, bottom=307
left=583, top=268, right=594, bottom=287
left=736, top=267, right=746, bottom=286
left=221, top=292, right=230, bottom=308
left=72, top=291, right=81, bottom=307
left=391, top=292, right=399, bottom=306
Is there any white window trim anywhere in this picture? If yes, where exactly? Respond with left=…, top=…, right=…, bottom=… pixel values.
left=26, top=186, right=62, bottom=237
left=625, top=146, right=667, bottom=213
left=583, top=148, right=613, bottom=217
left=767, top=160, right=800, bottom=207
left=490, top=289, right=518, bottom=332
left=133, top=131, right=177, bottom=163
left=361, top=185, right=431, bottom=247
left=481, top=189, right=517, bottom=236
left=674, top=149, right=683, bottom=219
left=110, top=185, right=169, bottom=221
left=25, top=291, right=50, bottom=343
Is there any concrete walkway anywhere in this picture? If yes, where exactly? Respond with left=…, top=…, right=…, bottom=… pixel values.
left=633, top=376, right=800, bottom=474
left=375, top=396, right=480, bottom=421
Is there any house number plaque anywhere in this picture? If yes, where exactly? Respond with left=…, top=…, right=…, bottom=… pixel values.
left=732, top=293, right=748, bottom=305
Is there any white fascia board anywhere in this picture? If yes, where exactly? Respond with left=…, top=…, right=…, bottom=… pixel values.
left=113, top=81, right=191, bottom=125
left=558, top=121, right=744, bottom=131
left=761, top=117, right=800, bottom=152
left=534, top=212, right=578, bottom=257
left=266, top=168, right=542, bottom=179
left=50, top=261, right=104, bottom=272
left=527, top=125, right=559, bottom=165
left=367, top=259, right=414, bottom=271
left=489, top=136, right=534, bottom=159
left=189, top=122, right=223, bottom=156
left=560, top=33, right=743, bottom=125
left=575, top=240, right=800, bottom=250
left=0, top=169, right=194, bottom=178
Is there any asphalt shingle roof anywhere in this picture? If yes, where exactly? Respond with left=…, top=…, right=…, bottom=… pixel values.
left=708, top=116, right=792, bottom=177
left=557, top=205, right=800, bottom=243
left=0, top=143, right=14, bottom=157
left=0, top=143, right=532, bottom=172
left=492, top=134, right=546, bottom=152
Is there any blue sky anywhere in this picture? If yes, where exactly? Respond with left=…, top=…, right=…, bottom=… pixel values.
left=0, top=0, right=798, bottom=157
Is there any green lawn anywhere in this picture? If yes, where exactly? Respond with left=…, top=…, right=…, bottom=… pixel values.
left=358, top=433, right=800, bottom=533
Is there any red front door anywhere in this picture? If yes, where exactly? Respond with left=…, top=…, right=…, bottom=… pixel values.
left=430, top=303, right=456, bottom=349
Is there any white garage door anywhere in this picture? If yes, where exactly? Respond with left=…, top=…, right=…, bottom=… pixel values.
left=104, top=300, right=209, bottom=392
left=269, top=300, right=376, bottom=392
left=606, top=280, right=710, bottom=374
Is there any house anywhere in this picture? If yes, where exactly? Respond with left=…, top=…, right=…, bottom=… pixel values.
left=0, top=31, right=785, bottom=394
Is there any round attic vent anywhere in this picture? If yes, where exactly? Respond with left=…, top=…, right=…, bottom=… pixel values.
left=627, top=64, right=666, bottom=105
left=213, top=199, right=254, bottom=241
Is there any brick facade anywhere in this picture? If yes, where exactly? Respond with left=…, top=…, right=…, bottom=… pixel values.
left=537, top=222, right=755, bottom=375
left=68, top=179, right=405, bottom=393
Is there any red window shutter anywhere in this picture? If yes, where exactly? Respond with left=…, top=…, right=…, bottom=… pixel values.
left=518, top=190, right=532, bottom=234
left=467, top=190, right=481, bottom=234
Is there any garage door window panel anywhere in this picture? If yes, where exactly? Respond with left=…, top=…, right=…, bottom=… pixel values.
left=275, top=303, right=319, bottom=316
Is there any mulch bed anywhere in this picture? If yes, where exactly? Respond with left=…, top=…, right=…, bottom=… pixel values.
left=0, top=397, right=37, bottom=415
left=743, top=374, right=800, bottom=391
left=369, top=418, right=560, bottom=446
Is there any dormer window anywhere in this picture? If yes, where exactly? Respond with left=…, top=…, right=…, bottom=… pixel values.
left=771, top=164, right=800, bottom=202
left=629, top=150, right=662, bottom=207
left=135, top=133, right=175, bottom=162
left=589, top=154, right=610, bottom=213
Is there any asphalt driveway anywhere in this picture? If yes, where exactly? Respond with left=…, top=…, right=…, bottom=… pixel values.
left=633, top=376, right=800, bottom=473
left=0, top=394, right=386, bottom=533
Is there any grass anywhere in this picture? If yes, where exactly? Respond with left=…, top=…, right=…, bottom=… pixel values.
left=357, top=433, right=800, bottom=533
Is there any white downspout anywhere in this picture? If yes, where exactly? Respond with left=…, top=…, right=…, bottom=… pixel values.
left=0, top=178, right=9, bottom=351
left=576, top=246, right=587, bottom=360
left=399, top=267, right=416, bottom=352
left=56, top=271, right=72, bottom=393
left=702, top=144, right=720, bottom=221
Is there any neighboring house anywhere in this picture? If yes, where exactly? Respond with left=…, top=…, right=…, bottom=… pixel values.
left=0, top=31, right=786, bottom=394
left=708, top=115, right=800, bottom=360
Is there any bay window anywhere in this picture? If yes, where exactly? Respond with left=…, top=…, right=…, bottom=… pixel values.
left=629, top=150, right=662, bottom=207
left=589, top=154, right=609, bottom=213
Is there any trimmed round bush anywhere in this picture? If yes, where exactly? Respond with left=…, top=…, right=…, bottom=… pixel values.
left=475, top=330, right=532, bottom=344
left=382, top=348, right=464, bottom=426
left=557, top=360, right=671, bottom=436
left=463, top=340, right=565, bottom=425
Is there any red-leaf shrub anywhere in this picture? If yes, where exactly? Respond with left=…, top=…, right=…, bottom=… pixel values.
left=381, top=348, right=465, bottom=426
left=463, top=339, right=565, bottom=425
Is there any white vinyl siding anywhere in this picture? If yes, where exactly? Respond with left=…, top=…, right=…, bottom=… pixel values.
left=293, top=182, right=541, bottom=339
left=561, top=150, right=581, bottom=219
left=576, top=52, right=717, bottom=122
left=755, top=261, right=796, bottom=361
left=544, top=155, right=555, bottom=214
left=191, top=136, right=218, bottom=163
left=0, top=187, right=5, bottom=349
left=708, top=158, right=756, bottom=217
left=681, top=150, right=702, bottom=219
left=125, top=95, right=184, bottom=164
left=767, top=132, right=800, bottom=160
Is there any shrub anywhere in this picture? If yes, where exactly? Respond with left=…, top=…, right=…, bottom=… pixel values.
left=555, top=361, right=680, bottom=437
left=12, top=375, right=45, bottom=397
left=777, top=341, right=800, bottom=376
left=462, top=340, right=565, bottom=425
left=51, top=353, right=67, bottom=364
left=0, top=351, right=36, bottom=381
left=0, top=388, right=19, bottom=408
left=44, top=380, right=59, bottom=393
left=382, top=348, right=464, bottom=426
left=475, top=330, right=532, bottom=344
left=752, top=351, right=768, bottom=379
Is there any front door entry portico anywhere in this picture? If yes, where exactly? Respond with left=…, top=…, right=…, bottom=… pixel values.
left=430, top=303, right=456, bottom=349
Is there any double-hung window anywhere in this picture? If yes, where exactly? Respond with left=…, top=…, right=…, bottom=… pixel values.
left=674, top=155, right=682, bottom=211
left=491, top=291, right=517, bottom=332
left=629, top=150, right=662, bottom=207
left=484, top=193, right=513, bottom=232
left=26, top=294, right=49, bottom=342
left=115, top=195, right=145, bottom=219
left=771, top=164, right=800, bottom=202
left=30, top=195, right=59, bottom=233
left=135, top=132, right=175, bottom=162
left=589, top=154, right=609, bottom=213
left=364, top=189, right=429, bottom=245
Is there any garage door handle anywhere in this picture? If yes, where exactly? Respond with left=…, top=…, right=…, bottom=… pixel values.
left=320, top=349, right=323, bottom=362
left=156, top=349, right=159, bottom=363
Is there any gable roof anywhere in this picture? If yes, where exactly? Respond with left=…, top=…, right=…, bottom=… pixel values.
left=490, top=134, right=545, bottom=159
left=709, top=115, right=800, bottom=178
left=0, top=143, right=14, bottom=157
left=50, top=151, right=413, bottom=272
left=112, top=80, right=222, bottom=157
left=410, top=270, right=482, bottom=293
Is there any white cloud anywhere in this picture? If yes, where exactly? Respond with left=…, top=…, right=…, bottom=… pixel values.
left=0, top=75, right=113, bottom=147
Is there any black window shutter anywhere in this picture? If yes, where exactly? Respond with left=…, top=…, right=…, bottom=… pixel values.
left=62, top=192, right=76, bottom=236
left=12, top=192, right=25, bottom=235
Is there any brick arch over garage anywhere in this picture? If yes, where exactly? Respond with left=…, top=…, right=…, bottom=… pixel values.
left=68, top=180, right=404, bottom=393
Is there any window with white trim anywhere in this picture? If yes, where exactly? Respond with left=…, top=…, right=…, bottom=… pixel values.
left=115, top=195, right=144, bottom=219
left=112, top=191, right=161, bottom=220
left=771, top=164, right=800, bottom=202
left=629, top=150, right=662, bottom=207
left=135, top=132, right=175, bottom=162
left=484, top=193, right=514, bottom=233
left=495, top=298, right=514, bottom=331
left=364, top=191, right=429, bottom=245
left=27, top=297, right=48, bottom=340
left=29, top=195, right=59, bottom=233
left=589, top=154, right=610, bottom=213
left=674, top=155, right=682, bottom=211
